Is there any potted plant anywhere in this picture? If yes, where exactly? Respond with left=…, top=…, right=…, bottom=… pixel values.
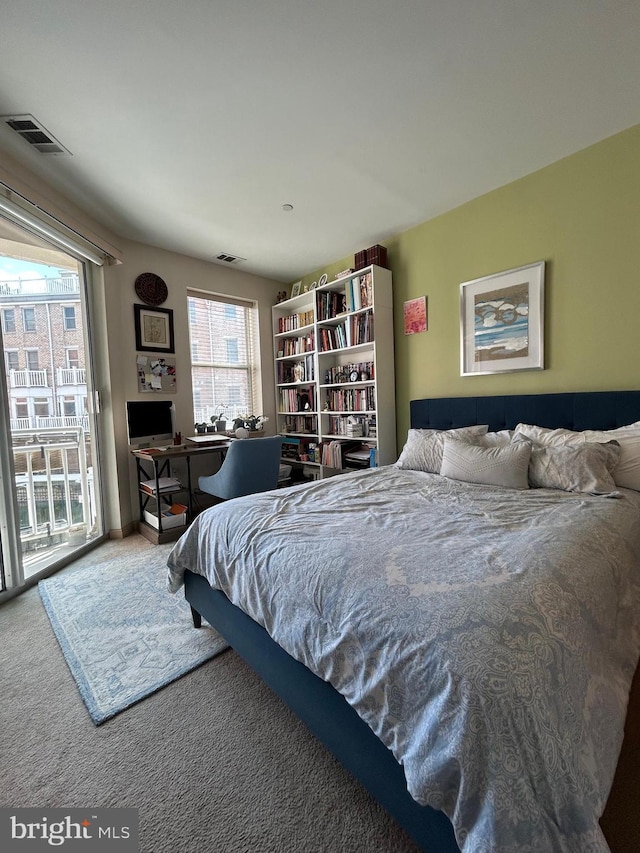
left=211, top=405, right=227, bottom=432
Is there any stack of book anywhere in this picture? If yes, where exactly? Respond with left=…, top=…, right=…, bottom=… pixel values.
left=139, top=476, right=181, bottom=495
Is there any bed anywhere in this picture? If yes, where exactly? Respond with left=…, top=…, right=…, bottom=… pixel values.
left=167, top=391, right=640, bottom=853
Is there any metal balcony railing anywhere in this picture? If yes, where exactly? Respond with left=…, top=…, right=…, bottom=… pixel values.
left=9, top=369, right=48, bottom=388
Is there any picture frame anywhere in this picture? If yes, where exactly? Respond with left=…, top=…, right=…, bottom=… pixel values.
left=403, top=296, right=428, bottom=335
left=460, top=261, right=545, bottom=376
left=134, top=303, right=175, bottom=353
left=290, top=282, right=302, bottom=298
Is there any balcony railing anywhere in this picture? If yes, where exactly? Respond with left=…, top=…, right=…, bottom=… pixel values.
left=12, top=426, right=95, bottom=554
left=10, top=416, right=89, bottom=432
left=0, top=276, right=79, bottom=297
left=56, top=367, right=86, bottom=385
left=9, top=369, right=48, bottom=388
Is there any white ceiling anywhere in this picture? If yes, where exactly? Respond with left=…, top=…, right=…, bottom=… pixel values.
left=1, top=0, right=639, bottom=283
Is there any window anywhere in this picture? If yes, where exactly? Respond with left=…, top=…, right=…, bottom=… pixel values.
left=63, top=305, right=76, bottom=330
left=226, top=385, right=242, bottom=406
left=5, top=351, right=19, bottom=371
left=61, top=396, right=76, bottom=417
left=34, top=398, right=49, bottom=418
left=187, top=292, right=259, bottom=422
left=15, top=398, right=28, bottom=419
left=23, top=307, right=36, bottom=331
left=225, top=338, right=239, bottom=363
left=2, top=308, right=15, bottom=333
left=26, top=350, right=39, bottom=371
left=66, top=348, right=79, bottom=368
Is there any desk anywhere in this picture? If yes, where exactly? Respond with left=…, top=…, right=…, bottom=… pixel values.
left=132, top=441, right=232, bottom=543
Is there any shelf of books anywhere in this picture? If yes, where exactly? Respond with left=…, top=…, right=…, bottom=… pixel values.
left=272, top=264, right=395, bottom=478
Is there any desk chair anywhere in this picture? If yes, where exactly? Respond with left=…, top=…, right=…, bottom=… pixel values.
left=198, top=436, right=284, bottom=501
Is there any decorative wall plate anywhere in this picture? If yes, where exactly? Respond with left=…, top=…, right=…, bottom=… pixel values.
left=318, top=273, right=328, bottom=287
left=134, top=272, right=168, bottom=306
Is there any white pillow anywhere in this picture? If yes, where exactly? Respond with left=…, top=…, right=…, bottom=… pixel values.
left=440, top=437, right=531, bottom=490
left=527, top=440, right=621, bottom=496
left=396, top=425, right=489, bottom=473
left=475, top=429, right=514, bottom=448
left=514, top=421, right=640, bottom=491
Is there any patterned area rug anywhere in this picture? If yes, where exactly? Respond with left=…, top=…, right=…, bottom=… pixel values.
left=38, top=546, right=228, bottom=725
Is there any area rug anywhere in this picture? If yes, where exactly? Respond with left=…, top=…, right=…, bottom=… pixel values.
left=38, top=546, right=228, bottom=725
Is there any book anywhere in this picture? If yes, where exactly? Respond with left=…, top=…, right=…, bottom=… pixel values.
left=140, top=477, right=182, bottom=495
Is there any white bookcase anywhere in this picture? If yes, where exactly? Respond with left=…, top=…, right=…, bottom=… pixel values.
left=272, top=264, right=395, bottom=478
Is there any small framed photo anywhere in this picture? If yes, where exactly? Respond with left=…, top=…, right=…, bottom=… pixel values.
left=290, top=282, right=302, bottom=298
left=134, top=303, right=175, bottom=353
left=403, top=296, right=428, bottom=335
left=460, top=261, right=545, bottom=376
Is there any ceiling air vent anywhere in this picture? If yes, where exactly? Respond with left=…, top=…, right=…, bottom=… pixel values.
left=1, top=114, right=71, bottom=155
left=216, top=253, right=246, bottom=265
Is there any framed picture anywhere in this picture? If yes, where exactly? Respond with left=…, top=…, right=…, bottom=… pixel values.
left=290, top=282, right=302, bottom=298
left=460, top=261, right=545, bottom=376
left=134, top=303, right=175, bottom=353
left=403, top=296, right=428, bottom=335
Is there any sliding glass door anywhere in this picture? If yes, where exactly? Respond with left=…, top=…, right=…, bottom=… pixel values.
left=0, top=214, right=104, bottom=593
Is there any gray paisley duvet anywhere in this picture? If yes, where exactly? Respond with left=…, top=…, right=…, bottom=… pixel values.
left=167, top=466, right=640, bottom=852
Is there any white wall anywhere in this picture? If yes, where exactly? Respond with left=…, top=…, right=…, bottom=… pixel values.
left=104, top=239, right=281, bottom=533
left=1, top=152, right=283, bottom=535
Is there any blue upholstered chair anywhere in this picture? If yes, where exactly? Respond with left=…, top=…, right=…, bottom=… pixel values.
left=198, top=436, right=284, bottom=501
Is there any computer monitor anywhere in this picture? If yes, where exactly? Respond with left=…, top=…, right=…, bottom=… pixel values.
left=126, top=400, right=175, bottom=447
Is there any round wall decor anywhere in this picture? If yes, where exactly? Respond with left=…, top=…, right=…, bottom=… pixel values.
left=134, top=272, right=168, bottom=306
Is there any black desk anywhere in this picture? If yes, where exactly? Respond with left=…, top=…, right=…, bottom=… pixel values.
left=132, top=441, right=232, bottom=542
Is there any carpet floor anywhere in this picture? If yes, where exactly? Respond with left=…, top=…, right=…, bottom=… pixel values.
left=1, top=535, right=639, bottom=852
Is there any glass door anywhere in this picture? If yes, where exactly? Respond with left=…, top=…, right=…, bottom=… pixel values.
left=0, top=214, right=104, bottom=593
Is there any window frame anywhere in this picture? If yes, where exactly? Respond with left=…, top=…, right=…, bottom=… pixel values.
left=2, top=308, right=16, bottom=333
left=22, top=307, right=36, bottom=332
left=186, top=291, right=260, bottom=423
left=63, top=305, right=77, bottom=330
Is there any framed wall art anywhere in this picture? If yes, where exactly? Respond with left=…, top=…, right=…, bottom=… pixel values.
left=403, top=296, right=428, bottom=335
left=134, top=303, right=175, bottom=353
left=460, top=261, right=545, bottom=376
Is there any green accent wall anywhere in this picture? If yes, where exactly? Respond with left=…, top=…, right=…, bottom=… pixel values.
left=298, top=123, right=640, bottom=451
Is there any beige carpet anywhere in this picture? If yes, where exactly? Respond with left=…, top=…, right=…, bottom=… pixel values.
left=0, top=536, right=420, bottom=853
left=1, top=534, right=638, bottom=852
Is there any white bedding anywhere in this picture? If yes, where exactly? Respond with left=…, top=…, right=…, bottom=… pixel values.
left=167, top=466, right=640, bottom=852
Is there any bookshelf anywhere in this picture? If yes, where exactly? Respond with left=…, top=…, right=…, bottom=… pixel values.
left=272, top=264, right=395, bottom=478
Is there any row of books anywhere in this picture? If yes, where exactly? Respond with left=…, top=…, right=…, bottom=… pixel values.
left=277, top=309, right=314, bottom=333
left=278, top=385, right=315, bottom=413
left=323, top=387, right=376, bottom=412
left=276, top=354, right=315, bottom=384
left=318, top=312, right=374, bottom=351
left=344, top=273, right=373, bottom=313
left=325, top=415, right=376, bottom=437
left=316, top=290, right=346, bottom=321
left=276, top=332, right=315, bottom=357
left=322, top=360, right=374, bottom=385
left=281, top=414, right=317, bottom=434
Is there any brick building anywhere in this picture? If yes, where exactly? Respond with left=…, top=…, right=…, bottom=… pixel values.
left=1, top=273, right=87, bottom=429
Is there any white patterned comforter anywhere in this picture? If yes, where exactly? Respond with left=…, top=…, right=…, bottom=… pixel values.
left=167, top=466, right=640, bottom=852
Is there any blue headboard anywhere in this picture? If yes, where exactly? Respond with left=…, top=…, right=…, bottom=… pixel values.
left=410, top=390, right=640, bottom=433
